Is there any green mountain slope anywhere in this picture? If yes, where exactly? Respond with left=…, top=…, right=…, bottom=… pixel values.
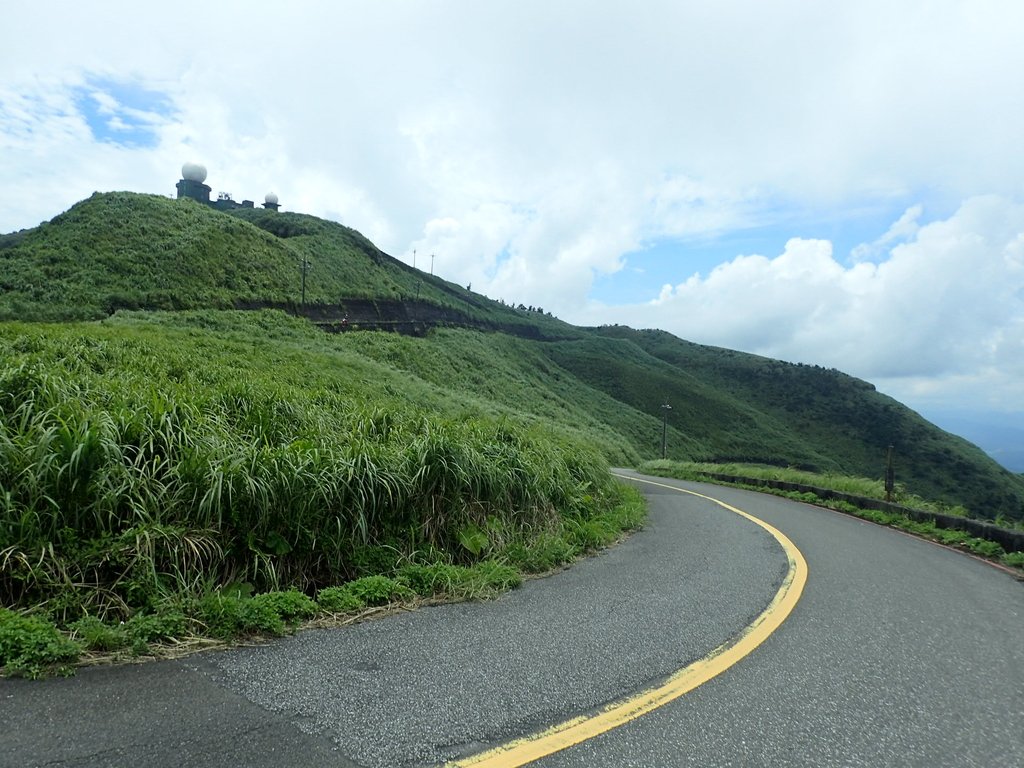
left=588, top=327, right=1024, bottom=517
left=2, top=192, right=1022, bottom=521
left=0, top=192, right=577, bottom=339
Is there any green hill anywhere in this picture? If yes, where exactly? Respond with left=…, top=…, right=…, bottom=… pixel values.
left=0, top=191, right=575, bottom=338
left=2, top=191, right=1022, bottom=522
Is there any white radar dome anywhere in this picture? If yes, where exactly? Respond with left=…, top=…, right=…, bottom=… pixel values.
left=181, top=162, right=208, bottom=183
left=265, top=192, right=279, bottom=205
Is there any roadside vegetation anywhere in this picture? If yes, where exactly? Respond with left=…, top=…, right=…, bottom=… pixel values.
left=643, top=461, right=975, bottom=515
left=0, top=315, right=644, bottom=678
left=594, top=326, right=1024, bottom=522
left=641, top=460, right=1024, bottom=571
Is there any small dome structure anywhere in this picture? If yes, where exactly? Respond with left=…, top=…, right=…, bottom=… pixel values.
left=181, top=162, right=208, bottom=183
left=265, top=192, right=279, bottom=205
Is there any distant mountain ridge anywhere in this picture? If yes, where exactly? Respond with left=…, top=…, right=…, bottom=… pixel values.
left=2, top=191, right=1022, bottom=520
left=921, top=410, right=1024, bottom=474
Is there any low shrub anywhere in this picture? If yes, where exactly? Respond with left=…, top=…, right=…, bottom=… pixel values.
left=125, top=609, right=188, bottom=644
left=316, top=586, right=366, bottom=613
left=344, top=575, right=412, bottom=606
left=0, top=609, right=80, bottom=679
left=197, top=593, right=285, bottom=639
left=251, top=590, right=319, bottom=624
left=966, top=539, right=1004, bottom=558
left=1001, top=551, right=1024, bottom=568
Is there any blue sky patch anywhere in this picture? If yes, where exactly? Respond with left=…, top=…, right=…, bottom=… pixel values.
left=588, top=198, right=947, bottom=304
left=72, top=77, right=175, bottom=148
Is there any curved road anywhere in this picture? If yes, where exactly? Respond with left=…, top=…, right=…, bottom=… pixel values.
left=1, top=472, right=1021, bottom=766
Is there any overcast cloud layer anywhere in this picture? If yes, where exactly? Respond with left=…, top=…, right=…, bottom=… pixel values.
left=3, top=1, right=1023, bottom=454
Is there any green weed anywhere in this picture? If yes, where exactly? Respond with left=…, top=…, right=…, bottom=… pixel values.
left=397, top=563, right=468, bottom=597
left=124, top=609, right=187, bottom=644
left=344, top=576, right=412, bottom=606
left=197, top=593, right=286, bottom=639
left=1001, top=551, right=1024, bottom=568
left=0, top=609, right=80, bottom=679
left=315, top=586, right=366, bottom=613
left=469, top=560, right=521, bottom=593
left=69, top=616, right=129, bottom=652
left=250, top=590, right=319, bottom=624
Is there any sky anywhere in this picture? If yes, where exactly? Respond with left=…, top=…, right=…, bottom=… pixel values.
left=3, top=1, right=1023, bottom=470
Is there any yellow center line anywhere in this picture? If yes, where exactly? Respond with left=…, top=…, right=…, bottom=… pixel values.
left=445, top=473, right=808, bottom=768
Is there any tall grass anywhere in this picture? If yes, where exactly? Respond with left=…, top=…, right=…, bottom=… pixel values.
left=0, top=324, right=619, bottom=621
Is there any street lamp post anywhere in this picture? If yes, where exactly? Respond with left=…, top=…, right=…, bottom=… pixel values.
left=661, top=403, right=672, bottom=459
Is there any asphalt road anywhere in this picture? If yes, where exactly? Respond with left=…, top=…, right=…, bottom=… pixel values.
left=537, top=472, right=1024, bottom=767
left=2, top=472, right=1021, bottom=767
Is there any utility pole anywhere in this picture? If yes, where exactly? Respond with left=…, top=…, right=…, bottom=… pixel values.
left=661, top=403, right=672, bottom=459
left=885, top=444, right=895, bottom=502
left=300, top=257, right=311, bottom=308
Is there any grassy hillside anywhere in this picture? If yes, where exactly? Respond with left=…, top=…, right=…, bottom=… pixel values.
left=0, top=313, right=643, bottom=624
left=591, top=327, right=1024, bottom=519
left=0, top=192, right=578, bottom=339
left=2, top=191, right=1022, bottom=522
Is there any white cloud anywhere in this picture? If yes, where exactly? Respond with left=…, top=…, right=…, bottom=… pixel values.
left=570, top=196, right=1024, bottom=412
left=3, top=1, right=1024, bottom=421
left=850, top=204, right=923, bottom=263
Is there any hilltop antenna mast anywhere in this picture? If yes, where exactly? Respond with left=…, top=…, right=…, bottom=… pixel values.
left=431, top=253, right=435, bottom=276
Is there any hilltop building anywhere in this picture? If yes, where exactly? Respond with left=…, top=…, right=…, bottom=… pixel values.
left=175, top=163, right=280, bottom=212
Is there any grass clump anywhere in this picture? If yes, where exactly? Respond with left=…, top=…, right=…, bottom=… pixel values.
left=397, top=563, right=469, bottom=597
left=469, top=560, right=521, bottom=592
left=69, top=616, right=130, bottom=652
left=396, top=559, right=522, bottom=599
left=503, top=534, right=579, bottom=573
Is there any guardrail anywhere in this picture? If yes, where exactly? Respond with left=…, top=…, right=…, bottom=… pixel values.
left=701, top=472, right=1024, bottom=553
